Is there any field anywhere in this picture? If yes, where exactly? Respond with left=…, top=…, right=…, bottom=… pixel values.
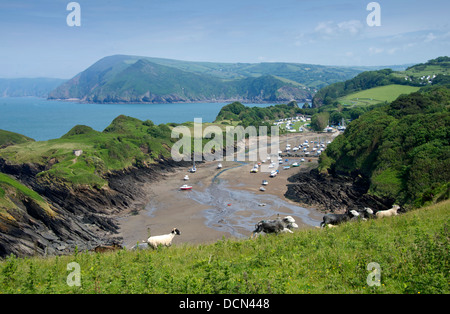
left=338, top=84, right=420, bottom=106
left=1, top=200, right=448, bottom=294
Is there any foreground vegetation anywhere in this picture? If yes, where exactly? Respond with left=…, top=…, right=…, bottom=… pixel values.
left=0, top=200, right=448, bottom=294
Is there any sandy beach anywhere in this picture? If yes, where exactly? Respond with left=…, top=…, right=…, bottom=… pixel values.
left=117, top=131, right=338, bottom=248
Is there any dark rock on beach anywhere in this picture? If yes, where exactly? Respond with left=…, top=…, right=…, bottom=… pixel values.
left=285, top=168, right=394, bottom=213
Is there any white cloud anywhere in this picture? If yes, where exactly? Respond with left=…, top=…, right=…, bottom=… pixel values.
left=337, top=20, right=364, bottom=35
left=314, top=20, right=364, bottom=38
left=424, top=32, right=437, bottom=42
left=369, top=47, right=384, bottom=55
left=314, top=21, right=335, bottom=36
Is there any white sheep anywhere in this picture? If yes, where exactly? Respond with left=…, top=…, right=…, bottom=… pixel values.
left=376, top=205, right=400, bottom=218
left=147, top=228, right=181, bottom=249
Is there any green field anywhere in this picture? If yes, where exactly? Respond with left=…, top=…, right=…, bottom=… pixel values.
left=338, top=84, right=420, bottom=106
left=0, top=200, right=448, bottom=294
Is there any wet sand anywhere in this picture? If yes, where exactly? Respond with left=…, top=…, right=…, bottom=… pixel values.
left=117, top=132, right=337, bottom=248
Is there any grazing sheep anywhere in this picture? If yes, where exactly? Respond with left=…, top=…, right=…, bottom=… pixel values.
left=320, top=210, right=359, bottom=228
left=350, top=207, right=375, bottom=221
left=252, top=216, right=298, bottom=238
left=147, top=228, right=181, bottom=249
left=376, top=205, right=400, bottom=218
left=362, top=207, right=376, bottom=219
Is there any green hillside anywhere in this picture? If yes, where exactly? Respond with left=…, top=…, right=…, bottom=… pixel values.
left=338, top=85, right=421, bottom=106
left=0, top=199, right=448, bottom=294
left=0, top=129, right=34, bottom=148
left=320, top=86, right=450, bottom=208
left=312, top=56, right=449, bottom=108
left=0, top=116, right=175, bottom=188
left=48, top=54, right=375, bottom=103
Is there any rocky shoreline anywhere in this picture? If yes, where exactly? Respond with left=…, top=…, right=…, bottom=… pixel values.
left=284, top=168, right=394, bottom=213
left=0, top=157, right=189, bottom=257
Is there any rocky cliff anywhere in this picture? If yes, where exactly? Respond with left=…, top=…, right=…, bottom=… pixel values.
left=284, top=168, right=394, bottom=213
left=0, top=157, right=187, bottom=257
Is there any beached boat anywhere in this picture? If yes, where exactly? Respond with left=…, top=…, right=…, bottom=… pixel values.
left=180, top=184, right=192, bottom=190
left=262, top=180, right=268, bottom=185
left=189, top=160, right=196, bottom=173
left=259, top=186, right=266, bottom=191
left=270, top=170, right=277, bottom=177
left=250, top=167, right=258, bottom=173
left=292, top=162, right=299, bottom=167
left=283, top=166, right=290, bottom=170
left=184, top=175, right=189, bottom=180
left=217, top=163, right=222, bottom=169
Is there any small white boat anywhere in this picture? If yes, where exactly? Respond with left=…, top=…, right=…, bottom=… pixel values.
left=262, top=180, right=268, bottom=185
left=270, top=171, right=277, bottom=177
left=217, top=163, right=222, bottom=169
left=250, top=167, right=258, bottom=173
left=184, top=175, right=189, bottom=180
left=292, top=162, right=299, bottom=167
left=180, top=184, right=192, bottom=190
left=259, top=186, right=266, bottom=192
left=284, top=166, right=290, bottom=170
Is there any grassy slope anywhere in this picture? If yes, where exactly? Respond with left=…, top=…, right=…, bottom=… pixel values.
left=0, top=116, right=175, bottom=188
left=0, top=200, right=448, bottom=294
left=0, top=173, right=55, bottom=218
left=0, top=129, right=34, bottom=147
left=338, top=85, right=420, bottom=106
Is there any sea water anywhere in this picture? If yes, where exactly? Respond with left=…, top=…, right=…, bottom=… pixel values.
left=0, top=97, right=275, bottom=141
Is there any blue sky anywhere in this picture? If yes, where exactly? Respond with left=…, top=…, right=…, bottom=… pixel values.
left=1, top=0, right=449, bottom=78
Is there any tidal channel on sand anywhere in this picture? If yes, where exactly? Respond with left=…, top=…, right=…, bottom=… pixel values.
left=186, top=178, right=321, bottom=238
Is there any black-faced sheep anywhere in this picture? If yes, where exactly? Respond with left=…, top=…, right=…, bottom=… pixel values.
left=320, top=210, right=359, bottom=228
left=147, top=227, right=181, bottom=249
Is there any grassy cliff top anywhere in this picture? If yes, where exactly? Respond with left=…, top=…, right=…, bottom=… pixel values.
left=0, top=115, right=175, bottom=188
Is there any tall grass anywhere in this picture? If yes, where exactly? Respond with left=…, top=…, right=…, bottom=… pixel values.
left=1, top=200, right=448, bottom=294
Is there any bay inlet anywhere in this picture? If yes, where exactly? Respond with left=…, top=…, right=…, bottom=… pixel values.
left=0, top=97, right=276, bottom=141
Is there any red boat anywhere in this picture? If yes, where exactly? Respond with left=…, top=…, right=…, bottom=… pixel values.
left=180, top=184, right=193, bottom=190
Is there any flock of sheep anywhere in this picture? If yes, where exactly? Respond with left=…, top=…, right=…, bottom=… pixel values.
left=319, top=205, right=401, bottom=228
left=109, top=205, right=401, bottom=252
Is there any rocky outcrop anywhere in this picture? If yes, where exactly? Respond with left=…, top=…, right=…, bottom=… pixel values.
left=285, top=168, right=394, bottom=213
left=0, top=157, right=188, bottom=257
